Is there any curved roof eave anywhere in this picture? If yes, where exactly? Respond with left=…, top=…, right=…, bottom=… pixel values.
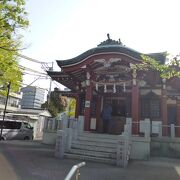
left=57, top=45, right=143, bottom=68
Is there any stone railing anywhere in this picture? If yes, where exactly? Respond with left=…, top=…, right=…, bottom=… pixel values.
left=42, top=117, right=63, bottom=145
left=116, top=118, right=132, bottom=167
left=43, top=113, right=84, bottom=145
left=116, top=118, right=151, bottom=167
left=158, top=124, right=180, bottom=138
left=54, top=115, right=84, bottom=158
left=139, top=119, right=180, bottom=138
left=54, top=116, right=151, bottom=164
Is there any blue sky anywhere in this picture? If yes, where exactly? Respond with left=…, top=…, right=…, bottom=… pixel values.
left=20, top=0, right=180, bottom=91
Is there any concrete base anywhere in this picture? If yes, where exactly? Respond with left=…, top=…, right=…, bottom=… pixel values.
left=130, top=136, right=151, bottom=160
left=42, top=131, right=57, bottom=145
left=151, top=137, right=180, bottom=158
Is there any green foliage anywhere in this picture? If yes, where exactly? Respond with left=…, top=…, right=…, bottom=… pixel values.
left=67, top=98, right=76, bottom=117
left=0, top=0, right=29, bottom=94
left=0, top=0, right=29, bottom=45
left=42, top=92, right=68, bottom=117
left=0, top=47, right=23, bottom=94
left=134, top=54, right=180, bottom=79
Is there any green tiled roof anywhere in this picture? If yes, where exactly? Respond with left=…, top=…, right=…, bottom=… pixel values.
left=57, top=45, right=143, bottom=67
left=56, top=35, right=166, bottom=67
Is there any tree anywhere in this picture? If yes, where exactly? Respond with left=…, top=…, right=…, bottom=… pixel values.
left=0, top=50, right=22, bottom=94
left=0, top=0, right=29, bottom=49
left=135, top=54, right=180, bottom=79
left=42, top=92, right=68, bottom=117
left=0, top=0, right=29, bottom=94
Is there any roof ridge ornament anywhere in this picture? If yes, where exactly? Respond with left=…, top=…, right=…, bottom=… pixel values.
left=98, top=33, right=123, bottom=46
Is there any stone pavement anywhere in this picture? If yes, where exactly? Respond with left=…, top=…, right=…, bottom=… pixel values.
left=0, top=140, right=180, bottom=180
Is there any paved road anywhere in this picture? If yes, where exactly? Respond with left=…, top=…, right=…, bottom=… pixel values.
left=0, top=140, right=180, bottom=180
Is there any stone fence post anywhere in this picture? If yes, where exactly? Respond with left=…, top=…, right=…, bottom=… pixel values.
left=116, top=135, right=130, bottom=167
left=144, top=118, right=150, bottom=138
left=171, top=124, right=175, bottom=138
left=52, top=118, right=57, bottom=131
left=65, top=128, right=73, bottom=151
left=116, top=121, right=132, bottom=167
left=62, top=114, right=68, bottom=130
left=72, top=119, right=78, bottom=141
left=55, top=130, right=66, bottom=158
left=47, top=118, right=53, bottom=130
left=126, top=118, right=132, bottom=137
left=158, top=123, right=162, bottom=138
left=78, top=116, right=84, bottom=132
left=43, top=118, right=48, bottom=130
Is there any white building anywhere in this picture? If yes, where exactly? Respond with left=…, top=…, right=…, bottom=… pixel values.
left=21, top=86, right=45, bottom=109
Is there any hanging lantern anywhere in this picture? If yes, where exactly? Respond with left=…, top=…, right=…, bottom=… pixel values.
left=86, top=79, right=90, bottom=86
left=76, top=85, right=79, bottom=90
left=104, top=84, right=107, bottom=93
left=86, top=72, right=90, bottom=80
left=81, top=81, right=86, bottom=87
left=96, top=83, right=98, bottom=91
left=123, top=83, right=126, bottom=92
left=113, top=84, right=116, bottom=93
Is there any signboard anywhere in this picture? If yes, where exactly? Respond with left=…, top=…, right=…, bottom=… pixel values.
left=85, top=101, right=90, bottom=108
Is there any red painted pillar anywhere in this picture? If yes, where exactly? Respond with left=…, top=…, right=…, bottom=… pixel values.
left=161, top=89, right=168, bottom=136
left=75, top=94, right=79, bottom=118
left=131, top=85, right=139, bottom=134
left=176, top=98, right=180, bottom=137
left=84, top=84, right=93, bottom=131
left=96, top=95, right=102, bottom=132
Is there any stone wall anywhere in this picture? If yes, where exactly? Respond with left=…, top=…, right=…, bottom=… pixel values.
left=131, top=137, right=151, bottom=160
left=151, top=137, right=180, bottom=158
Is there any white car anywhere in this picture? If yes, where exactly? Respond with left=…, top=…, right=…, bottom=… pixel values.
left=0, top=120, right=34, bottom=140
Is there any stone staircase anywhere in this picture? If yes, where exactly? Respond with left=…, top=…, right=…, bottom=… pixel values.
left=64, top=132, right=119, bottom=165
left=54, top=118, right=152, bottom=166
left=55, top=118, right=134, bottom=167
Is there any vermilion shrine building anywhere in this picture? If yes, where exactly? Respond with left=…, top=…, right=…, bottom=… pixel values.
left=48, top=35, right=180, bottom=136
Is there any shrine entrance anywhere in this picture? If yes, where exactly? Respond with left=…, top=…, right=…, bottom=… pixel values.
left=95, top=94, right=131, bottom=134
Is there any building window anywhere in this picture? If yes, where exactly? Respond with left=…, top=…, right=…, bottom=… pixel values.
left=141, top=92, right=160, bottom=118
left=150, top=100, right=160, bottom=117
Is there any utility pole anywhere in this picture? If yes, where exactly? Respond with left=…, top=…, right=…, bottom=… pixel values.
left=47, top=62, right=54, bottom=107
left=49, top=62, right=54, bottom=93
left=0, top=82, right=11, bottom=140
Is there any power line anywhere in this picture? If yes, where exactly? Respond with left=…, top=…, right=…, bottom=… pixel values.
left=1, top=48, right=54, bottom=71
left=17, top=53, right=52, bottom=64
left=18, top=53, right=54, bottom=72
left=28, top=76, right=43, bottom=86
left=22, top=71, right=49, bottom=78
left=21, top=82, right=49, bottom=91
left=17, top=53, right=56, bottom=92
left=19, top=65, right=47, bottom=75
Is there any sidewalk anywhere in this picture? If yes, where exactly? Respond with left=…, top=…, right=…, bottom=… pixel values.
left=0, top=154, right=18, bottom=180
left=0, top=140, right=180, bottom=180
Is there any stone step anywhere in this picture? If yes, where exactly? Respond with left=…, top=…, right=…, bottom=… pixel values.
left=68, top=148, right=116, bottom=159
left=72, top=140, right=117, bottom=148
left=79, top=132, right=120, bottom=140
left=71, top=143, right=117, bottom=153
left=64, top=153, right=116, bottom=165
left=77, top=136, right=118, bottom=144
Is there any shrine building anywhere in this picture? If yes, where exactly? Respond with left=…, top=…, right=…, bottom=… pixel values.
left=47, top=34, right=180, bottom=137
